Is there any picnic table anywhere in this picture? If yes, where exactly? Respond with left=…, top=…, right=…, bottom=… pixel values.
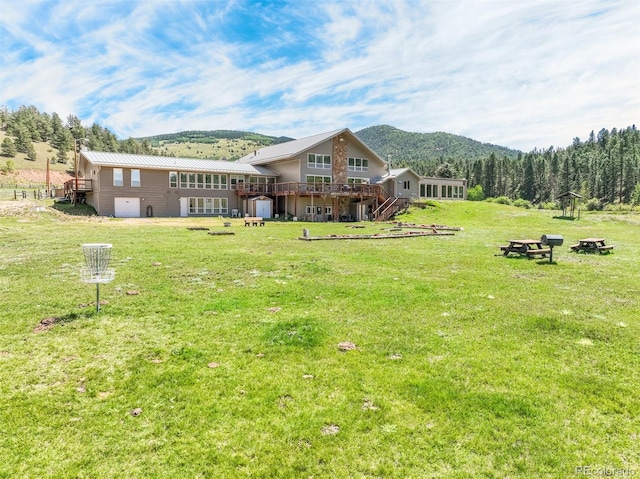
left=244, top=216, right=265, bottom=226
left=570, top=238, right=614, bottom=254
left=501, top=239, right=551, bottom=258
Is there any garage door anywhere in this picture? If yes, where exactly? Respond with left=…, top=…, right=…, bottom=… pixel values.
left=114, top=198, right=141, bottom=218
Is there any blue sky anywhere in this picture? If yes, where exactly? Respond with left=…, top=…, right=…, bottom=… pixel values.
left=1, top=0, right=638, bottom=151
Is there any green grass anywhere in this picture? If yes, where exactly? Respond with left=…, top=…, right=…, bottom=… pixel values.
left=1, top=202, right=638, bottom=478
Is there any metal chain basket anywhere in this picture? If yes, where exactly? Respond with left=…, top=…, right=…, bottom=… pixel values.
left=80, top=244, right=115, bottom=311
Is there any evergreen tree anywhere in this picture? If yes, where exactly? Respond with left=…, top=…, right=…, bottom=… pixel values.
left=26, top=142, right=37, bottom=161
left=520, top=155, right=535, bottom=201
left=1, top=137, right=17, bottom=157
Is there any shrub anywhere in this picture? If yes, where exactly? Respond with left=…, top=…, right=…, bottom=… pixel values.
left=466, top=185, right=485, bottom=201
left=493, top=196, right=512, bottom=205
left=513, top=199, right=532, bottom=209
left=1, top=159, right=15, bottom=174
left=585, top=198, right=603, bottom=211
left=538, top=201, right=559, bottom=210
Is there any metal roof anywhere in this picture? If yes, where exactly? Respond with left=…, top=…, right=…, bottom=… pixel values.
left=237, top=129, right=347, bottom=165
left=81, top=151, right=279, bottom=176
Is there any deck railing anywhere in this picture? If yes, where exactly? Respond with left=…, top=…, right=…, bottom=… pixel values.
left=236, top=182, right=383, bottom=197
left=63, top=178, right=93, bottom=196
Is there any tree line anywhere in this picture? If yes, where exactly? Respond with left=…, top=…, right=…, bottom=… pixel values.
left=2, top=105, right=638, bottom=206
left=0, top=105, right=160, bottom=165
left=448, top=127, right=639, bottom=207
left=357, top=125, right=640, bottom=207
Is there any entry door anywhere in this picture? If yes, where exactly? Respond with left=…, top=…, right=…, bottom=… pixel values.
left=114, top=198, right=140, bottom=218
left=179, top=198, right=189, bottom=217
left=255, top=200, right=271, bottom=218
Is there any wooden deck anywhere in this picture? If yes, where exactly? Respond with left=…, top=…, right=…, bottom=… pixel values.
left=235, top=182, right=383, bottom=198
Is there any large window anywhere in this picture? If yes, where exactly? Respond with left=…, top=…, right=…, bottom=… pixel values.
left=308, top=153, right=331, bottom=169
left=348, top=157, right=368, bottom=172
left=131, top=169, right=140, bottom=187
left=421, top=184, right=437, bottom=198
left=347, top=177, right=368, bottom=184
left=230, top=175, right=244, bottom=189
left=175, top=172, right=229, bottom=189
left=188, top=197, right=228, bottom=215
left=113, top=168, right=123, bottom=187
left=306, top=175, right=331, bottom=183
left=211, top=174, right=227, bottom=189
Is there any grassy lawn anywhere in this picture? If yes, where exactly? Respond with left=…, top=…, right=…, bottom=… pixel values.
left=0, top=201, right=638, bottom=478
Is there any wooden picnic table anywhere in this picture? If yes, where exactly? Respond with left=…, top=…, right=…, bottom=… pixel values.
left=501, top=239, right=551, bottom=258
left=570, top=238, right=614, bottom=254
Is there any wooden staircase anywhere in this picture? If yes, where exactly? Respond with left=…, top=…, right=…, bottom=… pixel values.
left=372, top=192, right=409, bottom=221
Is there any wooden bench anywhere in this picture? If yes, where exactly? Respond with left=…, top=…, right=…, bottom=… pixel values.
left=244, top=216, right=264, bottom=226
left=597, top=245, right=614, bottom=252
left=570, top=244, right=580, bottom=251
left=526, top=248, right=551, bottom=257
left=500, top=245, right=509, bottom=252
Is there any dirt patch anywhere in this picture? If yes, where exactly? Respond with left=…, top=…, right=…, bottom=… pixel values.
left=2, top=169, right=73, bottom=186
left=34, top=317, right=62, bottom=333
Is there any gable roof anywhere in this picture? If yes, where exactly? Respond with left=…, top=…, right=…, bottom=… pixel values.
left=237, top=129, right=344, bottom=165
left=81, top=151, right=279, bottom=176
left=237, top=128, right=386, bottom=166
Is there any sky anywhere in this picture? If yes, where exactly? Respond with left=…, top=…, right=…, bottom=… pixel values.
left=1, top=0, right=639, bottom=152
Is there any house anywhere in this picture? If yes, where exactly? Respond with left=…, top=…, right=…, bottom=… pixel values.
left=69, top=128, right=466, bottom=219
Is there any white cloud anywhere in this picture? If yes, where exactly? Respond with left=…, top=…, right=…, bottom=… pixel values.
left=0, top=0, right=638, bottom=150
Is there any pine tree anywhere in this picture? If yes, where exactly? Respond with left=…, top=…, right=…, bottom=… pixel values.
left=1, top=137, right=17, bottom=157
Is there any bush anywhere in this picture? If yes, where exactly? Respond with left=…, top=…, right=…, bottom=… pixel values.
left=539, top=201, right=559, bottom=210
left=1, top=159, right=15, bottom=174
left=466, top=185, right=485, bottom=201
left=585, top=198, right=603, bottom=211
left=513, top=199, right=533, bottom=209
left=603, top=202, right=633, bottom=212
left=493, top=196, right=512, bottom=205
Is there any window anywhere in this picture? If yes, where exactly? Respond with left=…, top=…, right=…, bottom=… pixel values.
left=169, top=171, right=178, bottom=188
left=113, top=168, right=123, bottom=187
left=447, top=185, right=452, bottom=198
left=348, top=177, right=368, bottom=184
left=348, top=157, right=368, bottom=172
left=325, top=206, right=332, bottom=215
left=212, top=174, right=227, bottom=190
left=249, top=176, right=275, bottom=184
left=131, top=169, right=140, bottom=187
left=197, top=173, right=205, bottom=189
left=403, top=180, right=410, bottom=190
left=308, top=153, right=331, bottom=169
left=180, top=172, right=188, bottom=188
left=187, top=197, right=228, bottom=215
left=306, top=175, right=331, bottom=183
left=188, top=173, right=196, bottom=189
left=230, top=175, right=244, bottom=189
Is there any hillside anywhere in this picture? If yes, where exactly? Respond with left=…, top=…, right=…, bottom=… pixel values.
left=355, top=125, right=521, bottom=175
left=137, top=130, right=294, bottom=161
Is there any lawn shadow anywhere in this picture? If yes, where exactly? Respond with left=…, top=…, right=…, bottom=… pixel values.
left=33, top=310, right=93, bottom=333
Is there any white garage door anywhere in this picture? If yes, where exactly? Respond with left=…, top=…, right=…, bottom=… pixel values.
left=255, top=200, right=271, bottom=218
left=114, top=198, right=141, bottom=218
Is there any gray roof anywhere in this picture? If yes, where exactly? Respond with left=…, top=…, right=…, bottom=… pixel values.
left=237, top=129, right=347, bottom=165
left=81, top=151, right=279, bottom=176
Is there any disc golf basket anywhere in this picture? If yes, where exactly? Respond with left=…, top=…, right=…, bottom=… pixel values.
left=80, top=243, right=115, bottom=312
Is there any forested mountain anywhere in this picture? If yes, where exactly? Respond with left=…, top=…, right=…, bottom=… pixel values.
left=356, top=124, right=639, bottom=206
left=355, top=125, right=520, bottom=174
left=137, top=130, right=293, bottom=146
left=1, top=105, right=638, bottom=205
